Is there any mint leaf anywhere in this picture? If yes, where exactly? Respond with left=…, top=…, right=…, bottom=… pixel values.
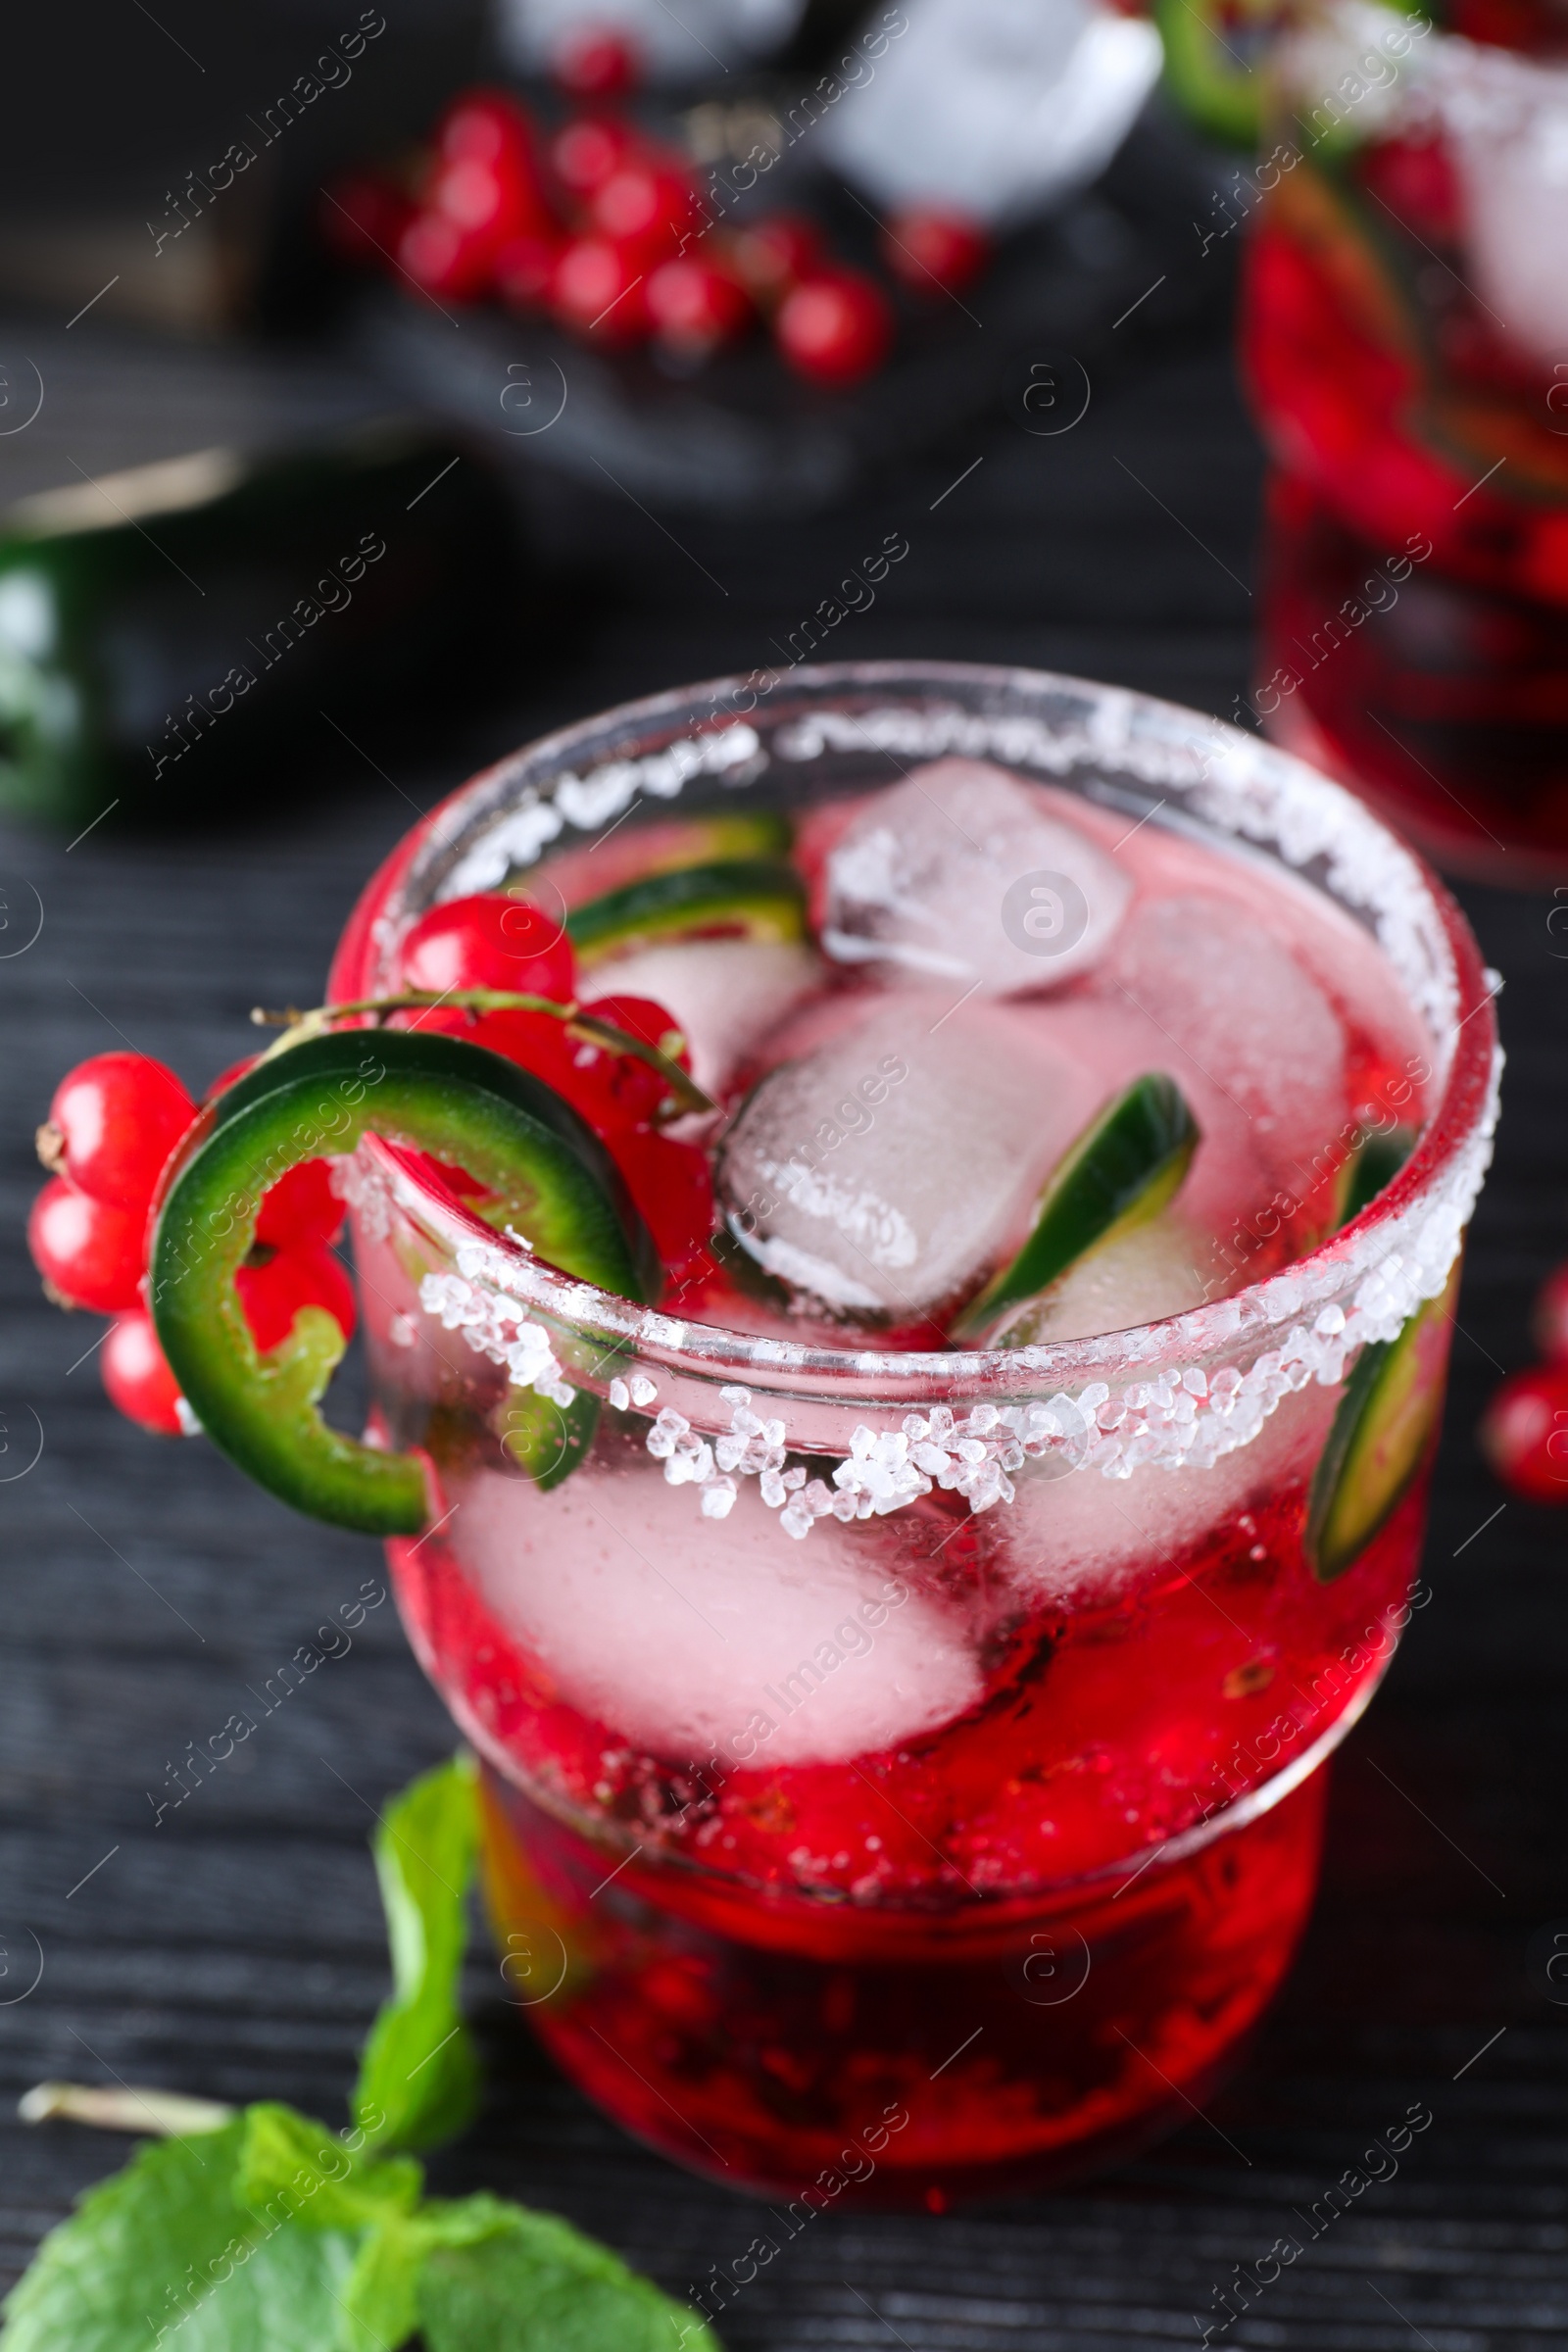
left=417, top=2200, right=721, bottom=2351
left=354, top=1751, right=482, bottom=2152
left=334, top=2185, right=516, bottom=2352
left=237, top=2103, right=422, bottom=2231
left=0, top=2120, right=361, bottom=2352
left=335, top=2216, right=426, bottom=2352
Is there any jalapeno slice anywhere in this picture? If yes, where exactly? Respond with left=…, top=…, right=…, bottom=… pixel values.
left=150, top=1030, right=650, bottom=1536
left=954, top=1073, right=1200, bottom=1341
left=1304, top=1266, right=1457, bottom=1583
left=564, top=858, right=808, bottom=966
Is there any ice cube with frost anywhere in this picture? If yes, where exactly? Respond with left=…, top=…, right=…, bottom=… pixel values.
left=455, top=1463, right=983, bottom=1767
left=715, top=997, right=1102, bottom=1317
left=1099, top=894, right=1346, bottom=1179
left=822, top=758, right=1131, bottom=995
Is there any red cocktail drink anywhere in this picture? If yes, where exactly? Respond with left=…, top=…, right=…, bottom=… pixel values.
left=323, top=665, right=1495, bottom=2208
left=1243, top=0, right=1568, bottom=874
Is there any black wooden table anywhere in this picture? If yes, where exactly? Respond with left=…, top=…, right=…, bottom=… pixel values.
left=2, top=280, right=1565, bottom=2352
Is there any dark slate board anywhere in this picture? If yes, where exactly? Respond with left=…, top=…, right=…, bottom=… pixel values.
left=1, top=274, right=1566, bottom=2352
left=349, top=100, right=1236, bottom=518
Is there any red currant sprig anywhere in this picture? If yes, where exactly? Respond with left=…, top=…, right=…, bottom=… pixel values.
left=30, top=889, right=725, bottom=1442
left=29, top=1049, right=355, bottom=1438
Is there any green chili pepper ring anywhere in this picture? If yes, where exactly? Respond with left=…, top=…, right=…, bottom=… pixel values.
left=151, top=1030, right=652, bottom=1536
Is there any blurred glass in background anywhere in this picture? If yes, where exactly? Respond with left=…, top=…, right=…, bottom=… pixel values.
left=1241, top=0, right=1568, bottom=879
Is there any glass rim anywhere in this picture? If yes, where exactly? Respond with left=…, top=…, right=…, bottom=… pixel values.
left=331, top=659, right=1501, bottom=1400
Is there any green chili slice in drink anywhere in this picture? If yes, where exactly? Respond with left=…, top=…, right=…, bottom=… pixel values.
left=564, top=858, right=807, bottom=965
left=1304, top=1270, right=1456, bottom=1583
left=953, top=1073, right=1200, bottom=1341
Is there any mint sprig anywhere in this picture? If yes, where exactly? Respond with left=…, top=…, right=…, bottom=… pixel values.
left=0, top=2119, right=363, bottom=2352
left=353, top=1751, right=482, bottom=2154
left=3, top=1754, right=718, bottom=2352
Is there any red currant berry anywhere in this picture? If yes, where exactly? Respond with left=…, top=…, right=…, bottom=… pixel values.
left=552, top=24, right=641, bottom=98
left=257, top=1159, right=344, bottom=1250
left=607, top=1128, right=713, bottom=1286
left=495, top=229, right=562, bottom=312
left=396, top=211, right=498, bottom=303
left=551, top=235, right=653, bottom=339
left=395, top=893, right=575, bottom=1003
left=40, top=1052, right=197, bottom=1211
left=470, top=997, right=690, bottom=1141
left=588, top=160, right=697, bottom=258
left=728, top=215, right=823, bottom=305
left=646, top=258, right=751, bottom=355
left=467, top=1006, right=618, bottom=1127
left=551, top=116, right=638, bottom=202
left=101, top=1310, right=188, bottom=1438
left=579, top=994, right=691, bottom=1126
left=775, top=271, right=892, bottom=385
left=435, top=88, right=538, bottom=172
left=881, top=207, right=990, bottom=295
left=1479, top=1363, right=1568, bottom=1502
left=236, top=1242, right=357, bottom=1355
left=28, top=1178, right=145, bottom=1313
left=319, top=171, right=414, bottom=266
left=426, top=134, right=551, bottom=255
left=1535, top=1265, right=1568, bottom=1364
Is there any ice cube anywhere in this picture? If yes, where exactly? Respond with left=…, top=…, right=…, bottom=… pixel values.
left=1006, top=992, right=1269, bottom=1271
left=992, top=1218, right=1211, bottom=1346
left=1001, top=1374, right=1339, bottom=1610
left=1098, top=894, right=1346, bottom=1184
left=822, top=759, right=1131, bottom=995
left=715, top=998, right=1103, bottom=1318
left=1447, top=51, right=1568, bottom=365
left=583, top=938, right=820, bottom=1095
left=455, top=1463, right=982, bottom=1767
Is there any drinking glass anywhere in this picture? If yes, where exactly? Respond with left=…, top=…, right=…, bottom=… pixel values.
left=1243, top=0, right=1568, bottom=878
left=328, top=663, right=1498, bottom=2206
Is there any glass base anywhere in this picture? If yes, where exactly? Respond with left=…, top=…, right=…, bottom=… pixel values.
left=1257, top=470, right=1568, bottom=883
left=478, top=1763, right=1327, bottom=2209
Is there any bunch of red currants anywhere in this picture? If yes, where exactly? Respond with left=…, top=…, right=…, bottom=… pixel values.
left=26, top=890, right=713, bottom=1441
left=1479, top=1268, right=1568, bottom=1503
left=30, top=1052, right=357, bottom=1439
left=320, top=64, right=988, bottom=386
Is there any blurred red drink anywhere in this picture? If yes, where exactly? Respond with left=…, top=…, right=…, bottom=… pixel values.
left=1244, top=0, right=1568, bottom=876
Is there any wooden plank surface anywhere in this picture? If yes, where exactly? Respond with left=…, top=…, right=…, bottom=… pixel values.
left=0, top=300, right=1564, bottom=2352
